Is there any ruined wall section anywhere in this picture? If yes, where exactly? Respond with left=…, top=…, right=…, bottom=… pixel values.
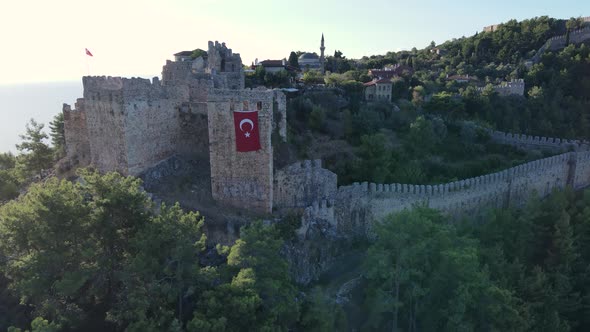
left=207, top=41, right=244, bottom=90
left=207, top=89, right=279, bottom=213
left=488, top=130, right=590, bottom=152
left=162, top=60, right=194, bottom=84
left=274, top=159, right=337, bottom=209
left=174, top=77, right=215, bottom=158
left=62, top=98, right=90, bottom=166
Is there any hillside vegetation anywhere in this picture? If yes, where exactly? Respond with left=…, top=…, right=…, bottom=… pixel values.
left=2, top=15, right=590, bottom=332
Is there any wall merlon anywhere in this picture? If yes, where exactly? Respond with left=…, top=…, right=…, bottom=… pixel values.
left=362, top=182, right=369, bottom=191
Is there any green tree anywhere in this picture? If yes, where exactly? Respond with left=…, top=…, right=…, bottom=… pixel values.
left=0, top=170, right=153, bottom=330
left=354, top=133, right=394, bottom=183
left=108, top=203, right=207, bottom=331
left=190, top=48, right=207, bottom=59
left=15, top=119, right=53, bottom=177
left=406, top=116, right=438, bottom=154
left=288, top=51, right=299, bottom=68
left=226, top=221, right=299, bottom=331
left=302, top=71, right=323, bottom=84
left=188, top=268, right=262, bottom=332
left=0, top=153, right=20, bottom=202
left=0, top=177, right=93, bottom=327
left=297, top=287, right=344, bottom=331
left=364, top=207, right=526, bottom=331
left=308, top=106, right=326, bottom=132
left=49, top=113, right=65, bottom=159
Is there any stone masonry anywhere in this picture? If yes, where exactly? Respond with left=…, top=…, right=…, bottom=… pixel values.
left=63, top=41, right=286, bottom=213
left=207, top=89, right=286, bottom=213
left=63, top=40, right=590, bottom=233
left=62, top=98, right=90, bottom=166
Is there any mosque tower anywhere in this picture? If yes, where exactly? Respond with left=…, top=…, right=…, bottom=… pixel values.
left=320, top=33, right=326, bottom=74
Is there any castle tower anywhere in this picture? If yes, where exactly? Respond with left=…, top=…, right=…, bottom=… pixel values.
left=207, top=90, right=286, bottom=214
left=320, top=33, right=325, bottom=74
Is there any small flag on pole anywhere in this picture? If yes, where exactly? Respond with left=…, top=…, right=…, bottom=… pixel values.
left=85, top=48, right=93, bottom=57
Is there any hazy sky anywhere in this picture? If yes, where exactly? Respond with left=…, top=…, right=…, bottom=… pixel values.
left=1, top=0, right=589, bottom=84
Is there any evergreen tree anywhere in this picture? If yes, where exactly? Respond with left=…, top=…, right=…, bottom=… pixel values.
left=288, top=51, right=299, bottom=68
left=15, top=119, right=53, bottom=177
left=49, top=113, right=65, bottom=159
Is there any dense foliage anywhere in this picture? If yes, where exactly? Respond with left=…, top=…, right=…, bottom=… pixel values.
left=350, top=188, right=590, bottom=331
left=4, top=171, right=589, bottom=331
left=2, top=14, right=590, bottom=332
left=0, top=171, right=301, bottom=332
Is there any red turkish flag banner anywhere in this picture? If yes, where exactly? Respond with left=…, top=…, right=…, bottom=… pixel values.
left=233, top=110, right=261, bottom=152
left=85, top=48, right=93, bottom=56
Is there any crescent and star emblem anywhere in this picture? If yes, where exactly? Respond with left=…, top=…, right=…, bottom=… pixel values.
left=239, top=118, right=254, bottom=138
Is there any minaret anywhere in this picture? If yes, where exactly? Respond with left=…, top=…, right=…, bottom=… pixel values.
left=320, top=33, right=325, bottom=74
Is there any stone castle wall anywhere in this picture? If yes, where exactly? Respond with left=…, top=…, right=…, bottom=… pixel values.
left=81, top=76, right=186, bottom=175
left=82, top=76, right=130, bottom=174
left=207, top=89, right=286, bottom=213
left=488, top=130, right=590, bottom=152
left=547, top=27, right=590, bottom=51
left=176, top=107, right=210, bottom=159
left=62, top=99, right=90, bottom=166
left=295, top=150, right=590, bottom=241
left=532, top=27, right=590, bottom=63
left=493, top=79, right=525, bottom=96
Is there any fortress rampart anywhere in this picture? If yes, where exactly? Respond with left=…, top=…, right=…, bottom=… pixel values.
left=546, top=27, right=590, bottom=51
left=531, top=27, right=590, bottom=63
left=476, top=79, right=525, bottom=96
left=295, top=150, right=590, bottom=240
left=80, top=76, right=186, bottom=175
left=488, top=130, right=590, bottom=152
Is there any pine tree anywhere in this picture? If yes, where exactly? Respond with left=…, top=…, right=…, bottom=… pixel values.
left=49, top=113, right=65, bottom=159
left=15, top=119, right=53, bottom=177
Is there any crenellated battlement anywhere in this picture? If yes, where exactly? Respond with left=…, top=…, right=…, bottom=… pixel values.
left=302, top=147, right=590, bottom=245
left=531, top=27, right=590, bottom=63
left=488, top=129, right=590, bottom=152
left=284, top=159, right=323, bottom=171
left=82, top=76, right=166, bottom=102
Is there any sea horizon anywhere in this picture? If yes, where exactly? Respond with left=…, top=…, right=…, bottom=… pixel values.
left=0, top=81, right=83, bottom=153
